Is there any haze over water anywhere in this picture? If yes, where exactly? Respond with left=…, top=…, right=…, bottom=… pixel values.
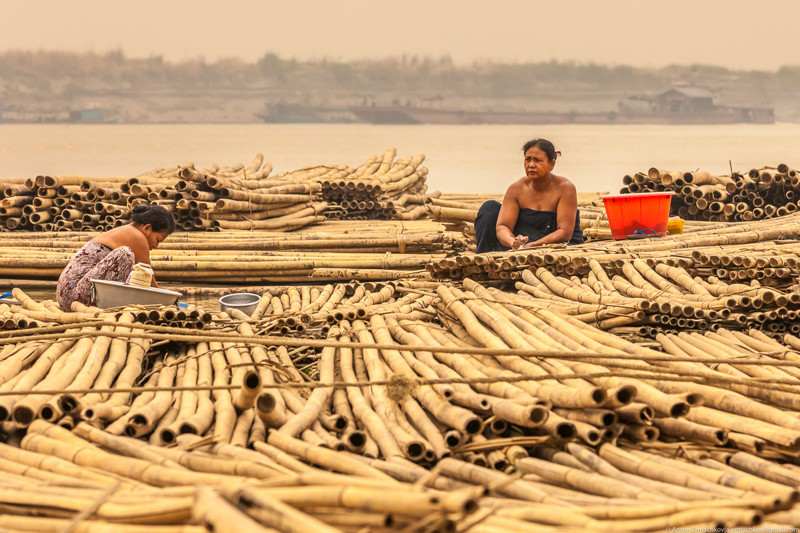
left=1, top=123, right=798, bottom=195
left=4, top=0, right=800, bottom=70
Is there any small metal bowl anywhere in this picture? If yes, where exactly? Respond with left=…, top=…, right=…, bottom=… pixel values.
left=219, top=292, right=261, bottom=316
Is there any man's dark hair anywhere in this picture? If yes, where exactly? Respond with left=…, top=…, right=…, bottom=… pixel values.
left=522, top=138, right=557, bottom=162
left=131, top=204, right=176, bottom=234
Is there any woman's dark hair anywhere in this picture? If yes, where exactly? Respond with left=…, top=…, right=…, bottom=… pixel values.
left=131, top=204, right=176, bottom=234
left=522, top=138, right=557, bottom=162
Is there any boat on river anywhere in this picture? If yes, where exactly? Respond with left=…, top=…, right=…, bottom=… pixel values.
left=255, top=102, right=358, bottom=124
left=350, top=86, right=774, bottom=125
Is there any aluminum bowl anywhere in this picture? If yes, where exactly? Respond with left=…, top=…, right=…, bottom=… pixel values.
left=219, top=292, right=261, bottom=316
left=91, top=279, right=182, bottom=309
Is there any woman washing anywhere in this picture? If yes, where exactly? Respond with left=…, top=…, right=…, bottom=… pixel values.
left=475, top=138, right=584, bottom=253
left=56, top=204, right=176, bottom=310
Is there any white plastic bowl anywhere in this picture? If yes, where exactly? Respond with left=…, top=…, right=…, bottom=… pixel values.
left=91, top=279, right=182, bottom=309
left=219, top=292, right=261, bottom=315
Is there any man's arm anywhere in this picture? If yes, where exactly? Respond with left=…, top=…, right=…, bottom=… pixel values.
left=496, top=185, right=527, bottom=249
left=524, top=182, right=577, bottom=247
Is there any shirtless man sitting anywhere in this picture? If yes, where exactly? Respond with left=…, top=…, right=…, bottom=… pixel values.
left=475, top=138, right=584, bottom=253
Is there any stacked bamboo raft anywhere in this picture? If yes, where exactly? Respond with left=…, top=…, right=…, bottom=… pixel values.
left=0, top=175, right=133, bottom=232
left=479, top=258, right=800, bottom=339
left=430, top=211, right=800, bottom=282
left=7, top=157, right=800, bottom=529
left=426, top=192, right=617, bottom=243
left=319, top=148, right=433, bottom=220
left=0, top=220, right=468, bottom=284
left=0, top=149, right=435, bottom=233
left=132, top=153, right=326, bottom=231
left=625, top=164, right=800, bottom=222
left=0, top=154, right=322, bottom=233
left=3, top=278, right=800, bottom=530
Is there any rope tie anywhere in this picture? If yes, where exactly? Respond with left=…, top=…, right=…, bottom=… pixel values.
left=2, top=318, right=799, bottom=366
left=386, top=374, right=420, bottom=402
left=4, top=367, right=800, bottom=398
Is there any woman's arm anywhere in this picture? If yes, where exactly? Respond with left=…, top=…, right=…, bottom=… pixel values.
left=129, top=240, right=161, bottom=288
left=125, top=233, right=152, bottom=266
left=99, top=226, right=152, bottom=265
left=96, top=225, right=160, bottom=287
left=124, top=234, right=160, bottom=287
left=524, top=182, right=578, bottom=247
left=496, top=185, right=528, bottom=249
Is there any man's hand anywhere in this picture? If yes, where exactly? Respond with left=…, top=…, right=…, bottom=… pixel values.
left=511, top=234, right=529, bottom=250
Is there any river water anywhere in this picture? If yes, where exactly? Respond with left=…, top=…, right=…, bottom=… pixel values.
left=2, top=123, right=799, bottom=194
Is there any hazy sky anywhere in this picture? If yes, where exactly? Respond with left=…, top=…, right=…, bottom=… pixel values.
left=2, top=0, right=799, bottom=70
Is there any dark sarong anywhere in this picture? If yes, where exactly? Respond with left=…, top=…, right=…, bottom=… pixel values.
left=475, top=200, right=585, bottom=253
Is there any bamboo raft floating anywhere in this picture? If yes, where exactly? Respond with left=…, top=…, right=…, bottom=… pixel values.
left=481, top=259, right=800, bottom=338
left=0, top=149, right=435, bottom=233
left=3, top=276, right=800, bottom=530
left=625, top=164, right=800, bottom=223
left=319, top=148, right=431, bottom=220
left=4, top=161, right=800, bottom=530
left=430, top=210, right=800, bottom=282
left=0, top=220, right=472, bottom=284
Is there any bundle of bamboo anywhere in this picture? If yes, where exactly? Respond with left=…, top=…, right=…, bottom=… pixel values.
left=0, top=418, right=794, bottom=532
left=0, top=175, right=131, bottom=232
left=122, top=153, right=328, bottom=232
left=0, top=220, right=471, bottom=284
left=4, top=277, right=800, bottom=529
left=624, top=164, right=800, bottom=222
left=430, top=210, right=800, bottom=282
left=1, top=279, right=800, bottom=457
left=504, top=258, right=800, bottom=338
left=0, top=149, right=438, bottom=233
left=319, top=148, right=432, bottom=220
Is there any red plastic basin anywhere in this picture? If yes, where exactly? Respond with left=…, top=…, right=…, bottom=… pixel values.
left=600, top=192, right=675, bottom=240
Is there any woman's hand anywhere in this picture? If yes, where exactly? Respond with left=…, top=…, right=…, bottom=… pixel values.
left=511, top=234, right=529, bottom=250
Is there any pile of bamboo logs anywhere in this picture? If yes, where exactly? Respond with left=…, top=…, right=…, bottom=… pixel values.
left=0, top=175, right=132, bottom=232
left=4, top=276, right=800, bottom=529
left=0, top=149, right=436, bottom=233
left=509, top=260, right=800, bottom=338
left=427, top=212, right=800, bottom=338
left=0, top=299, right=214, bottom=331
left=5, top=419, right=796, bottom=531
left=0, top=220, right=466, bottom=284
left=319, top=148, right=431, bottom=220
left=430, top=211, right=800, bottom=282
left=132, top=153, right=326, bottom=231
left=0, top=154, right=323, bottom=233
left=623, top=164, right=800, bottom=222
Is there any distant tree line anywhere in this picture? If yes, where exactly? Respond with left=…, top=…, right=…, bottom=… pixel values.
left=0, top=49, right=795, bottom=102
